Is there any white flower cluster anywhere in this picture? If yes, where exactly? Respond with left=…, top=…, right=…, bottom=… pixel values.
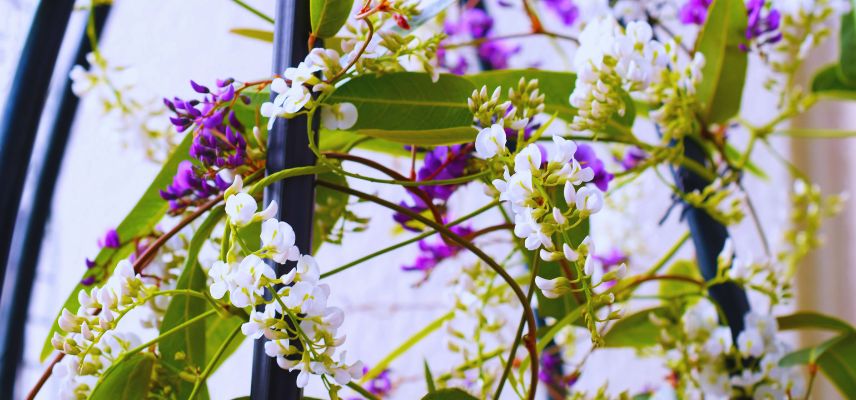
left=769, top=0, right=850, bottom=70
left=653, top=301, right=805, bottom=399
left=214, top=176, right=363, bottom=388
left=51, top=260, right=151, bottom=399
left=569, top=17, right=669, bottom=133
left=261, top=48, right=357, bottom=131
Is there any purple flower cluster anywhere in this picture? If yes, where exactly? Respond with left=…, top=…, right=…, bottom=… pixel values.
left=679, top=0, right=781, bottom=51
left=544, top=0, right=579, bottom=26
left=98, top=228, right=120, bottom=249
left=594, top=248, right=628, bottom=289
left=742, top=0, right=781, bottom=50
left=394, top=145, right=473, bottom=232
left=575, top=144, right=613, bottom=191
left=402, top=225, right=473, bottom=274
left=161, top=79, right=256, bottom=213
left=440, top=8, right=520, bottom=73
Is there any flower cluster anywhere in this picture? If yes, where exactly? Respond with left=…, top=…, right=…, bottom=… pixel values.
left=210, top=177, right=363, bottom=389
left=569, top=17, right=668, bottom=134
left=651, top=301, right=805, bottom=398
left=401, top=225, right=473, bottom=278
left=51, top=260, right=153, bottom=399
left=161, top=79, right=260, bottom=213
left=439, top=7, right=520, bottom=74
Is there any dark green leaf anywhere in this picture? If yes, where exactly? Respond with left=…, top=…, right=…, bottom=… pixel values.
left=777, top=311, right=854, bottom=333
left=421, top=388, right=479, bottom=400
left=839, top=6, right=856, bottom=83
left=310, top=0, right=354, bottom=39
left=326, top=73, right=476, bottom=145
left=603, top=307, right=667, bottom=348
left=782, top=332, right=856, bottom=398
left=780, top=334, right=848, bottom=367
left=204, top=311, right=246, bottom=373
left=694, top=0, right=749, bottom=124
left=229, top=28, right=274, bottom=42
left=158, top=207, right=225, bottom=399
left=424, top=359, right=437, bottom=393
left=89, top=353, right=155, bottom=400
left=811, top=64, right=856, bottom=100
left=41, top=133, right=194, bottom=360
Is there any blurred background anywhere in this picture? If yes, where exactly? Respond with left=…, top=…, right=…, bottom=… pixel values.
left=1, top=0, right=854, bottom=398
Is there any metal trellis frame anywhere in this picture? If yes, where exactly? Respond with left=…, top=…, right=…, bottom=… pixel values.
left=0, top=4, right=112, bottom=397
left=250, top=0, right=314, bottom=398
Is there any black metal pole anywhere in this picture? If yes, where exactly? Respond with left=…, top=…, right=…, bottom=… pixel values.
left=250, top=0, right=313, bottom=398
left=0, top=0, right=77, bottom=300
left=0, top=5, right=111, bottom=397
left=675, top=138, right=750, bottom=339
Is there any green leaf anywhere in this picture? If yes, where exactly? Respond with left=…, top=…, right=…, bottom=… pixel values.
left=158, top=206, right=224, bottom=399
left=229, top=28, right=274, bottom=42
left=723, top=143, right=768, bottom=180
left=89, top=353, right=155, bottom=400
left=424, top=359, right=437, bottom=393
left=777, top=311, right=854, bottom=333
left=326, top=73, right=476, bottom=145
left=781, top=332, right=856, bottom=398
left=319, top=129, right=412, bottom=156
left=811, top=64, right=856, bottom=100
left=780, top=334, right=848, bottom=367
left=310, top=0, right=354, bottom=39
left=839, top=5, right=856, bottom=83
left=659, top=259, right=703, bottom=298
left=40, top=133, right=194, bottom=361
left=204, top=311, right=247, bottom=374
left=421, top=388, right=479, bottom=400
left=694, top=0, right=749, bottom=124
left=603, top=307, right=667, bottom=348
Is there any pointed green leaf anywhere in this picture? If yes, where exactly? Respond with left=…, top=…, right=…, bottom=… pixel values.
left=424, top=359, right=437, bottom=393
left=421, top=388, right=479, bottom=400
left=89, top=353, right=155, bottom=400
left=695, top=0, right=749, bottom=124
left=839, top=4, right=856, bottom=83
left=811, top=64, right=856, bottom=100
left=229, top=28, right=274, bottom=43
left=310, top=0, right=354, bottom=39
left=603, top=307, right=668, bottom=348
left=777, top=311, right=854, bottom=333
left=40, top=133, right=194, bottom=361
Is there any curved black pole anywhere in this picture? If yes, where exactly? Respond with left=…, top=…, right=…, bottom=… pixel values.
left=674, top=137, right=750, bottom=339
left=0, top=0, right=76, bottom=300
left=250, top=0, right=313, bottom=398
left=0, top=5, right=111, bottom=397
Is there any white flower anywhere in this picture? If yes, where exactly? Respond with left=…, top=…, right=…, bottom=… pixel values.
left=535, top=276, right=571, bottom=299
left=208, top=261, right=233, bottom=299
left=704, top=327, right=734, bottom=356
left=563, top=181, right=577, bottom=205
left=242, top=303, right=277, bottom=339
left=502, top=171, right=536, bottom=211
left=475, top=123, right=507, bottom=159
left=576, top=186, right=604, bottom=213
left=261, top=219, right=300, bottom=264
left=514, top=143, right=543, bottom=173
left=683, top=301, right=718, bottom=340
left=320, top=102, right=358, bottom=130
left=737, top=328, right=765, bottom=358
left=550, top=136, right=577, bottom=164
left=283, top=61, right=321, bottom=87
left=225, top=193, right=258, bottom=226
left=283, top=281, right=330, bottom=316
left=562, top=243, right=579, bottom=262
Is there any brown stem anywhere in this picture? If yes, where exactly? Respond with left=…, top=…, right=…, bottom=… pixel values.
left=317, top=180, right=539, bottom=400
left=325, top=19, right=374, bottom=84
left=465, top=223, right=513, bottom=240
left=323, top=152, right=446, bottom=227
left=26, top=353, right=64, bottom=400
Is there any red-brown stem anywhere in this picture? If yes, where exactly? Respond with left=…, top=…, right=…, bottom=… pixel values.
left=466, top=223, right=513, bottom=240
left=325, top=18, right=374, bottom=84
left=323, top=152, right=447, bottom=227
left=422, top=143, right=474, bottom=182
left=26, top=353, right=63, bottom=400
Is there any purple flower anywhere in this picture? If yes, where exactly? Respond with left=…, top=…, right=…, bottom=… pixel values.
left=348, top=366, right=393, bottom=399
left=544, top=0, right=580, bottom=26
left=85, top=258, right=96, bottom=268
left=402, top=225, right=473, bottom=274
left=620, top=146, right=647, bottom=170
left=445, top=8, right=494, bottom=39
left=99, top=229, right=120, bottom=249
left=574, top=144, right=613, bottom=192
left=80, top=276, right=96, bottom=286
left=162, top=79, right=252, bottom=213
left=678, top=0, right=712, bottom=25
left=477, top=41, right=520, bottom=70
left=742, top=0, right=781, bottom=50
left=594, top=248, right=628, bottom=268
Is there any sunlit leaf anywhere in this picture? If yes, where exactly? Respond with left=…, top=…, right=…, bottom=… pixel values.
left=310, top=0, right=355, bottom=39
left=229, top=28, right=274, bottom=42
left=89, top=353, right=155, bottom=400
